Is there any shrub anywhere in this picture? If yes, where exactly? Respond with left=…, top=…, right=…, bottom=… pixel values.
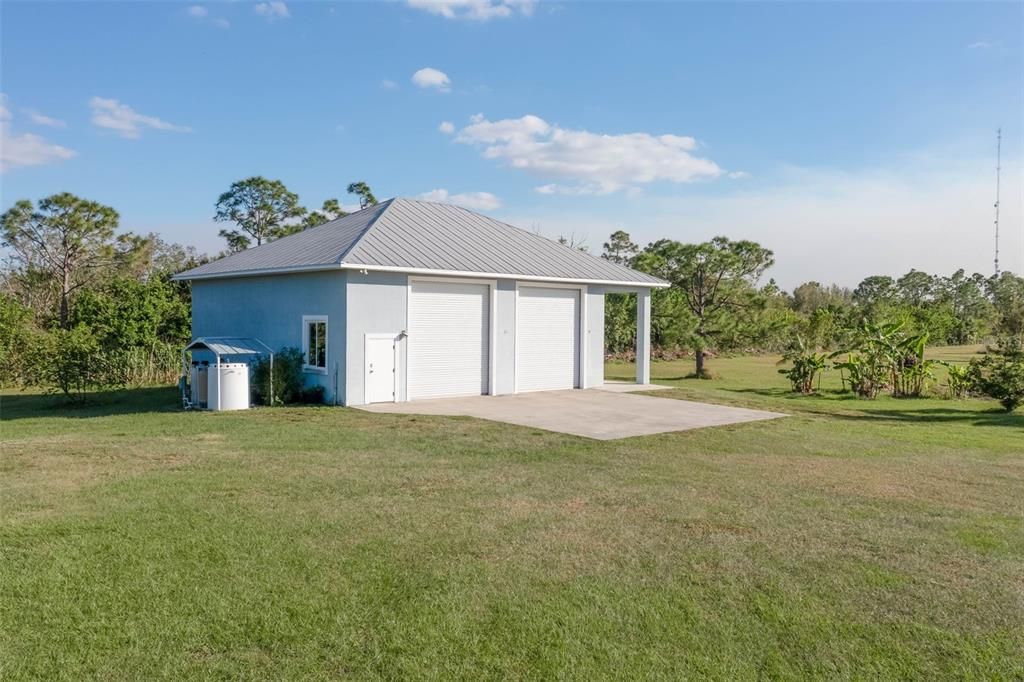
left=252, top=347, right=305, bottom=405
left=943, top=363, right=971, bottom=400
left=297, top=385, right=326, bottom=404
left=968, top=337, right=1024, bottom=412
left=34, top=326, right=123, bottom=400
left=0, top=294, right=38, bottom=388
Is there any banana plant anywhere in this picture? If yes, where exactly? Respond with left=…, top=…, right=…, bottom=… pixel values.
left=943, top=362, right=971, bottom=400
left=777, top=336, right=829, bottom=393
left=830, top=320, right=936, bottom=398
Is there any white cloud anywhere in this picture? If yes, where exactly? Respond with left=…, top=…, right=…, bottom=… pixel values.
left=967, top=41, right=992, bottom=49
left=507, top=153, right=1024, bottom=288
left=1, top=124, right=76, bottom=172
left=411, top=67, right=451, bottom=92
left=0, top=94, right=76, bottom=171
left=438, top=121, right=455, bottom=135
left=418, top=188, right=502, bottom=211
left=25, top=110, right=66, bottom=128
left=89, top=97, right=192, bottom=139
left=452, top=113, right=722, bottom=194
left=727, top=171, right=750, bottom=180
left=380, top=79, right=398, bottom=90
left=407, top=0, right=535, bottom=21
left=187, top=5, right=229, bottom=27
left=254, top=1, right=290, bottom=19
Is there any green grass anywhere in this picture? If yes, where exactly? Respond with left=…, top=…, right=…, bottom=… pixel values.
left=2, top=348, right=1022, bottom=680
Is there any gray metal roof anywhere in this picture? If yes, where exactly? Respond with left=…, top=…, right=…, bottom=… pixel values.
left=184, top=336, right=273, bottom=356
left=174, top=197, right=666, bottom=286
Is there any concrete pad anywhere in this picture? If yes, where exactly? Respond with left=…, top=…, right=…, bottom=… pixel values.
left=596, top=382, right=671, bottom=393
left=356, top=388, right=785, bottom=440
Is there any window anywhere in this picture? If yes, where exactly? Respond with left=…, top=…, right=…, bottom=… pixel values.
left=302, top=315, right=328, bottom=373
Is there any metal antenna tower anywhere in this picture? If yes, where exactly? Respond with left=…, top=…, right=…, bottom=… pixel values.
left=994, top=128, right=1001, bottom=276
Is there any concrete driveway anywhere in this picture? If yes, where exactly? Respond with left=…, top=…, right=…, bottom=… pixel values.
left=356, top=385, right=785, bottom=440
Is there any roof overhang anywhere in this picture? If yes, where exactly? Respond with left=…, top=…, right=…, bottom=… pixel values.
left=184, top=336, right=274, bottom=356
left=174, top=262, right=669, bottom=289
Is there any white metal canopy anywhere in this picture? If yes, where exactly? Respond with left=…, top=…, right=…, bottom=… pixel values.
left=181, top=336, right=274, bottom=410
left=184, top=337, right=273, bottom=357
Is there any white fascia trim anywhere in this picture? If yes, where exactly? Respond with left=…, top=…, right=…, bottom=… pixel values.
left=174, top=262, right=669, bottom=288
left=172, top=263, right=341, bottom=282
left=343, top=263, right=669, bottom=288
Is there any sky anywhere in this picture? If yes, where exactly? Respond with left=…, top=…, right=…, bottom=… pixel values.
left=1, top=0, right=1022, bottom=289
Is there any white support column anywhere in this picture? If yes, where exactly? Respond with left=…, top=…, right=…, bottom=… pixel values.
left=636, top=288, right=651, bottom=385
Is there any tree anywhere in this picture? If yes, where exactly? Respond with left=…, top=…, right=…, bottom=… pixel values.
left=853, top=275, right=896, bottom=309
left=936, top=270, right=992, bottom=344
left=601, top=231, right=639, bottom=353
left=214, top=177, right=305, bottom=251
left=987, top=272, right=1024, bottom=336
left=557, top=233, right=588, bottom=252
left=969, top=336, right=1024, bottom=412
left=635, top=237, right=774, bottom=377
left=895, top=269, right=936, bottom=306
left=791, top=281, right=852, bottom=314
left=602, top=230, right=638, bottom=265
left=347, top=181, right=378, bottom=209
left=297, top=198, right=349, bottom=231
left=1, top=193, right=122, bottom=328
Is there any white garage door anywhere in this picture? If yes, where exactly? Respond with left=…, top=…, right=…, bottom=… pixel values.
left=517, top=286, right=580, bottom=392
left=408, top=279, right=490, bottom=400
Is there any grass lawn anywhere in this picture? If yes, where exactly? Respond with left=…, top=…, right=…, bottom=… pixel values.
left=2, top=349, right=1022, bottom=679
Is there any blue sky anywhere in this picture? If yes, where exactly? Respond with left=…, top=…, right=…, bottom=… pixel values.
left=2, top=0, right=1021, bottom=287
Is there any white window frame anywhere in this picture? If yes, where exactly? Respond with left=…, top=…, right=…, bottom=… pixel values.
left=302, top=314, right=328, bottom=374
left=513, top=282, right=588, bottom=393
left=405, top=275, right=497, bottom=401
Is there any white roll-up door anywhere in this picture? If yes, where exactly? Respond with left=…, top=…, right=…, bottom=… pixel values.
left=408, top=280, right=490, bottom=400
left=516, top=286, right=580, bottom=392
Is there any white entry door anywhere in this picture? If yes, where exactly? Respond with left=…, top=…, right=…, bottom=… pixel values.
left=364, top=334, right=397, bottom=403
left=408, top=279, right=490, bottom=400
left=516, top=286, right=581, bottom=392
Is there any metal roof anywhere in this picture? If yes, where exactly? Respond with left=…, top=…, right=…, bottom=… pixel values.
left=184, top=336, right=273, bottom=356
left=174, top=197, right=667, bottom=287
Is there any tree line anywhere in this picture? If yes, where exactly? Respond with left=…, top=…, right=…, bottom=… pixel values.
left=0, top=180, right=378, bottom=398
left=2, top=182, right=1022, bottom=407
left=600, top=229, right=1024, bottom=374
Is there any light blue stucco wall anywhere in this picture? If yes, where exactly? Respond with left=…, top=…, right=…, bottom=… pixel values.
left=191, top=270, right=649, bottom=407
left=344, top=270, right=409, bottom=405
left=190, top=271, right=347, bottom=404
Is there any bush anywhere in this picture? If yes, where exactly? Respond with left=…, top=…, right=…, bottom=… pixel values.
left=943, top=363, right=971, bottom=400
left=0, top=294, right=38, bottom=388
left=968, top=337, right=1024, bottom=412
left=297, top=385, right=326, bottom=404
left=34, top=326, right=124, bottom=400
left=252, top=347, right=306, bottom=405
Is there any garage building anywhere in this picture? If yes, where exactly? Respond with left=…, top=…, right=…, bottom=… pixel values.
left=174, top=198, right=667, bottom=406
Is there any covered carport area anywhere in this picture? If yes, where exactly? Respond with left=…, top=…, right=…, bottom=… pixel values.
left=593, top=284, right=654, bottom=386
